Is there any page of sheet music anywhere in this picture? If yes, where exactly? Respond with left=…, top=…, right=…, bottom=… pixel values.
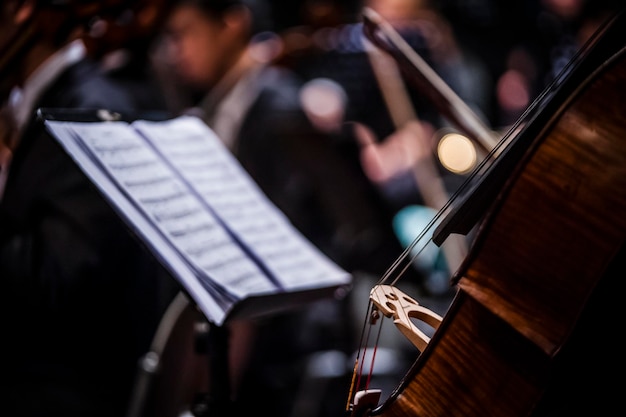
left=58, top=121, right=278, bottom=299
left=45, top=121, right=231, bottom=324
left=132, top=116, right=351, bottom=290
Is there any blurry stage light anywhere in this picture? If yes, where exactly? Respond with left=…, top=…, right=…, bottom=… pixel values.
left=299, top=78, right=348, bottom=133
left=437, top=131, right=477, bottom=175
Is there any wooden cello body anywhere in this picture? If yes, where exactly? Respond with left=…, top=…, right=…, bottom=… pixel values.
left=361, top=7, right=626, bottom=417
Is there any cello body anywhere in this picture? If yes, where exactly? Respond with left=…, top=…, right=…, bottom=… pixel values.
left=366, top=8, right=626, bottom=417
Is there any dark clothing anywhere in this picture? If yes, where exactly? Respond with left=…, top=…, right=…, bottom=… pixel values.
left=0, top=59, right=177, bottom=417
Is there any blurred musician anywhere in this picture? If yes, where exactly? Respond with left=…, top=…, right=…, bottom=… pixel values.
left=0, top=1, right=178, bottom=416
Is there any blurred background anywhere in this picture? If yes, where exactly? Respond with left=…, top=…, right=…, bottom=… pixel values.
left=121, top=1, right=622, bottom=416
left=148, top=2, right=623, bottom=416
left=3, top=0, right=620, bottom=416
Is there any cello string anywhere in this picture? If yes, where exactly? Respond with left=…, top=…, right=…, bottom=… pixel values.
left=365, top=319, right=385, bottom=391
left=347, top=299, right=376, bottom=409
left=376, top=110, right=513, bottom=287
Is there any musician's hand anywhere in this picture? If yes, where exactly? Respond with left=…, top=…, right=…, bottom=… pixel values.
left=353, top=120, right=436, bottom=184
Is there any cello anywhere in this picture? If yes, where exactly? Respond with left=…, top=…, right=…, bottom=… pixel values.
left=348, top=6, right=626, bottom=417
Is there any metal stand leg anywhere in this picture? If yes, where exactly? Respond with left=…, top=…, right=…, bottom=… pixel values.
left=126, top=291, right=234, bottom=417
left=190, top=323, right=232, bottom=417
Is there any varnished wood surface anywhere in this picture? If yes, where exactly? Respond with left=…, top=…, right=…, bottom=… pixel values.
left=461, top=49, right=626, bottom=357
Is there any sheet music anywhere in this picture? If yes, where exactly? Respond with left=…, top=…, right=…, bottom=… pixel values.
left=44, top=115, right=352, bottom=325
left=50, top=120, right=277, bottom=300
left=44, top=121, right=232, bottom=323
left=132, top=116, right=351, bottom=289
